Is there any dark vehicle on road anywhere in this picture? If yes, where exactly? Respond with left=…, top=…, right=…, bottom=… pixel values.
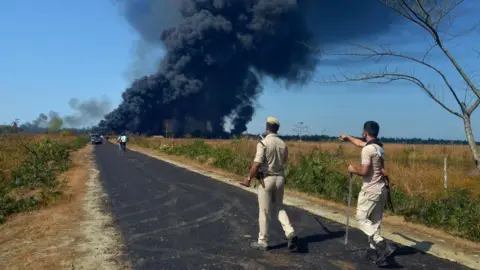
left=90, top=133, right=102, bottom=145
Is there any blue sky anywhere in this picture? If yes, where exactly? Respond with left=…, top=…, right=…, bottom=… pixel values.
left=0, top=1, right=479, bottom=140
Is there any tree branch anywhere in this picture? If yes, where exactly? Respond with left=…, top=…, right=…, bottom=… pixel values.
left=379, top=1, right=434, bottom=37
left=468, top=98, right=480, bottom=115
left=327, top=69, right=462, bottom=118
left=437, top=43, right=480, bottom=99
left=475, top=49, right=480, bottom=58
left=433, top=0, right=465, bottom=27
left=380, top=0, right=480, bottom=100
left=327, top=43, right=468, bottom=114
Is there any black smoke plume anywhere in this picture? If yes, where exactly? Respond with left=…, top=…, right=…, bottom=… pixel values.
left=103, top=0, right=405, bottom=137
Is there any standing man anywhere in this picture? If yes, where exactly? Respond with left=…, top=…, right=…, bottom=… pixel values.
left=241, top=117, right=298, bottom=251
left=340, top=121, right=396, bottom=264
left=117, top=133, right=128, bottom=152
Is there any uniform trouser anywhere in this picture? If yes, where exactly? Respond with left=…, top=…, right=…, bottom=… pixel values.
left=355, top=188, right=388, bottom=244
left=257, top=176, right=295, bottom=245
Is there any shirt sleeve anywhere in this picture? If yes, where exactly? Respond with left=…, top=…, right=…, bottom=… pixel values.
left=361, top=146, right=373, bottom=166
left=253, top=142, right=265, bottom=163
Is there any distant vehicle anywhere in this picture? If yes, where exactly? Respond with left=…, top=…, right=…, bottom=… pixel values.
left=90, top=133, right=103, bottom=145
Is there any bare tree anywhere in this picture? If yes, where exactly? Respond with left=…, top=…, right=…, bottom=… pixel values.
left=324, top=0, right=480, bottom=168
left=292, top=121, right=310, bottom=141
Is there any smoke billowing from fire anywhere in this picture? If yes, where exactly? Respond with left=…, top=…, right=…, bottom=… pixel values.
left=21, top=97, right=112, bottom=132
left=64, top=97, right=112, bottom=127
left=102, top=0, right=405, bottom=136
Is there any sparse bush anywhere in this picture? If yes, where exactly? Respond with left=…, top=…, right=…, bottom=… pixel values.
left=0, top=135, right=88, bottom=223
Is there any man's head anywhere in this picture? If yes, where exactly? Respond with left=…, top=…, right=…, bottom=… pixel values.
left=265, top=117, right=280, bottom=134
left=362, top=121, right=380, bottom=141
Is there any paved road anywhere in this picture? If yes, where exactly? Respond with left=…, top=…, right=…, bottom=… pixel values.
left=95, top=143, right=471, bottom=270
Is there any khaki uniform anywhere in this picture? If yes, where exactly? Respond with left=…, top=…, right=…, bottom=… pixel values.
left=356, top=143, right=387, bottom=245
left=253, top=133, right=295, bottom=246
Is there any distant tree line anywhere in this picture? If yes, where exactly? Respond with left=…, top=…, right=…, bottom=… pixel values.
left=1, top=123, right=475, bottom=145
left=244, top=134, right=476, bottom=145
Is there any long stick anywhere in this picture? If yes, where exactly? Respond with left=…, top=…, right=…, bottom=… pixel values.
left=444, top=157, right=448, bottom=191
left=345, top=173, right=353, bottom=246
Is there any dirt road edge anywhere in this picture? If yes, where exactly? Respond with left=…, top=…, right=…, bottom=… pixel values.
left=74, top=148, right=131, bottom=270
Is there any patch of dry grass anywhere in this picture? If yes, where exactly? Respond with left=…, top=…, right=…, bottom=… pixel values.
left=0, top=133, right=83, bottom=183
left=0, top=146, right=89, bottom=270
left=0, top=133, right=89, bottom=222
left=134, top=137, right=480, bottom=198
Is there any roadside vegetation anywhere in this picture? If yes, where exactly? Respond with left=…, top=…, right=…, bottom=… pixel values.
left=129, top=136, right=480, bottom=242
left=0, top=133, right=88, bottom=223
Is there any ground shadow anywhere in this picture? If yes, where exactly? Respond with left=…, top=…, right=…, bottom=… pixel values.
left=269, top=216, right=345, bottom=253
left=376, top=233, right=434, bottom=269
left=307, top=217, right=434, bottom=269
left=268, top=231, right=346, bottom=253
left=391, top=232, right=434, bottom=255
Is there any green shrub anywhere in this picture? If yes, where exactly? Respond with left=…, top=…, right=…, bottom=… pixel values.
left=0, top=136, right=88, bottom=223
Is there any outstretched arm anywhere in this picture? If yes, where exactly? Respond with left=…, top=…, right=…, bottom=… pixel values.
left=339, top=134, right=366, bottom=148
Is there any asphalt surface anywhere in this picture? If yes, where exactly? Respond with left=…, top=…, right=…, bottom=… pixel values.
left=94, top=142, right=471, bottom=270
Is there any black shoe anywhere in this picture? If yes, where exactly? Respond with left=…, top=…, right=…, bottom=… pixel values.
left=374, top=240, right=396, bottom=265
left=250, top=241, right=269, bottom=251
left=365, top=248, right=378, bottom=263
left=287, top=233, right=298, bottom=251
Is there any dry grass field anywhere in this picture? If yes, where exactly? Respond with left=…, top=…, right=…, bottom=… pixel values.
left=0, top=133, right=83, bottom=180
left=137, top=137, right=480, bottom=199
left=0, top=132, right=89, bottom=222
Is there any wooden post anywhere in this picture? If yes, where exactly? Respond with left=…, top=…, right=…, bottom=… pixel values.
left=444, top=157, right=448, bottom=190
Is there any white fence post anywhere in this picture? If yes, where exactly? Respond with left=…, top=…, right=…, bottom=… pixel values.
left=444, top=157, right=448, bottom=190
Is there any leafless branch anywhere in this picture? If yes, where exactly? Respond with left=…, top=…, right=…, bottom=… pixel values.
left=327, top=68, right=462, bottom=118
left=441, top=21, right=480, bottom=42
left=422, top=42, right=438, bottom=62
left=326, top=43, right=467, bottom=114
left=433, top=0, right=466, bottom=28
left=468, top=98, right=480, bottom=114
left=379, top=0, right=480, bottom=99
left=475, top=49, right=480, bottom=58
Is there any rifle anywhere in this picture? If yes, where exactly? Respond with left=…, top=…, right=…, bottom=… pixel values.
left=383, top=174, right=395, bottom=213
left=253, top=134, right=266, bottom=189
left=253, top=164, right=266, bottom=189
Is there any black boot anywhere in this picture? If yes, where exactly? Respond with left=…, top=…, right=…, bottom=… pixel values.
left=374, top=240, right=396, bottom=265
left=365, top=247, right=378, bottom=263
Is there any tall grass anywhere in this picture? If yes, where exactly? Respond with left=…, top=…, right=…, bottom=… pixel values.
left=135, top=137, right=480, bottom=198
left=131, top=137, right=480, bottom=242
left=0, top=134, right=89, bottom=223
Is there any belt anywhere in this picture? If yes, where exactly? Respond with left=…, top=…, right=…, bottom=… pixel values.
left=264, top=172, right=284, bottom=177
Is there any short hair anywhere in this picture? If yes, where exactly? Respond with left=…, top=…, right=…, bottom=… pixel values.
left=266, top=122, right=279, bottom=133
left=363, top=121, right=380, bottom=138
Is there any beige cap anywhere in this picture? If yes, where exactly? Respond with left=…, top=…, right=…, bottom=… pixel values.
left=266, top=117, right=280, bottom=126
